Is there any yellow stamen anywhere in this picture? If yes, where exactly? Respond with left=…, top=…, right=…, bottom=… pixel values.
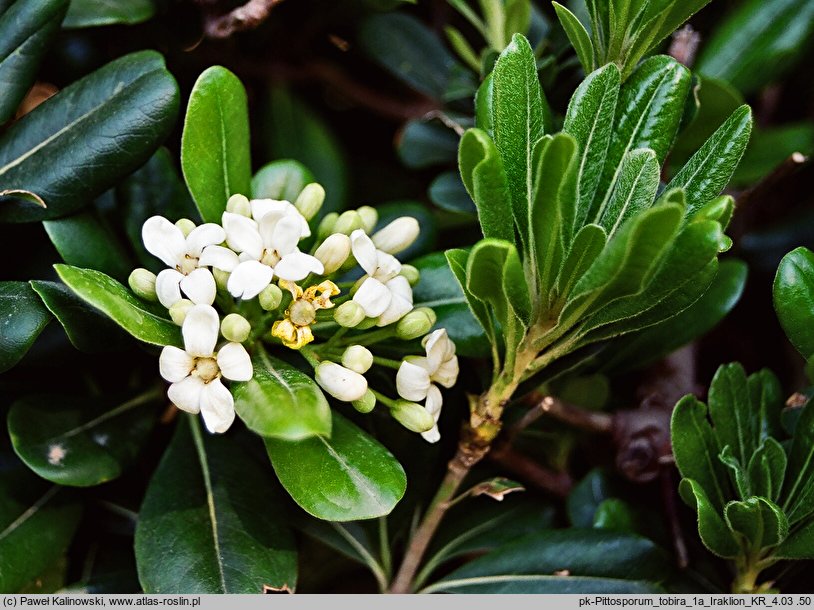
left=272, top=319, right=314, bottom=349
left=272, top=280, right=341, bottom=350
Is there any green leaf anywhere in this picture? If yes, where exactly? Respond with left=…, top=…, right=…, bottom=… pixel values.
left=724, top=497, right=788, bottom=551
left=63, top=0, right=154, bottom=28
left=0, top=281, right=51, bottom=372
left=0, top=51, right=179, bottom=223
left=251, top=160, right=315, bottom=203
left=563, top=63, right=620, bottom=227
left=696, top=0, right=814, bottom=96
left=774, top=247, right=814, bottom=360
left=445, top=25, right=481, bottom=73
left=775, top=517, right=814, bottom=559
left=596, top=148, right=659, bottom=238
left=665, top=105, right=752, bottom=217
left=8, top=391, right=160, bottom=487
left=266, top=412, right=406, bottom=521
left=708, top=363, right=757, bottom=470
left=593, top=499, right=638, bottom=533
left=412, top=251, right=488, bottom=358
left=400, top=118, right=460, bottom=169
left=781, top=396, right=814, bottom=524
left=747, top=438, right=787, bottom=502
left=458, top=128, right=513, bottom=242
left=30, top=280, right=130, bottom=353
left=491, top=33, right=547, bottom=252
left=731, top=123, right=814, bottom=187
left=135, top=418, right=297, bottom=593
left=554, top=223, right=607, bottom=305
left=233, top=351, right=331, bottom=441
left=445, top=248, right=497, bottom=352
left=567, top=468, right=620, bottom=528
left=678, top=479, right=740, bottom=558
left=181, top=66, right=251, bottom=224
left=748, top=368, right=783, bottom=444
left=0, top=0, right=67, bottom=125
left=424, top=529, right=669, bottom=593
left=553, top=2, right=594, bottom=74
left=428, top=171, right=476, bottom=215
left=55, top=264, right=181, bottom=347
left=0, top=462, right=82, bottom=593
left=43, top=210, right=132, bottom=281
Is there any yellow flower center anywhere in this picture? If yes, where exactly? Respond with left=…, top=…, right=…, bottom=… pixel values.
left=272, top=280, right=340, bottom=350
left=194, top=356, right=220, bottom=382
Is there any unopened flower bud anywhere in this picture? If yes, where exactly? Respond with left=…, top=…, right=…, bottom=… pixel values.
left=357, top=206, right=378, bottom=233
left=391, top=400, right=434, bottom=433
left=334, top=301, right=365, bottom=328
left=400, top=264, right=420, bottom=286
left=355, top=317, right=377, bottom=330
left=333, top=210, right=364, bottom=235
left=396, top=307, right=436, bottom=340
left=213, top=268, right=230, bottom=291
left=353, top=389, right=377, bottom=414
left=295, top=183, right=325, bottom=220
left=314, top=233, right=351, bottom=274
left=226, top=194, right=252, bottom=217
left=317, top=212, right=338, bottom=240
left=175, top=218, right=196, bottom=237
left=315, top=362, right=368, bottom=402
left=372, top=217, right=420, bottom=254
left=128, top=268, right=158, bottom=302
left=342, top=345, right=373, bottom=374
left=259, top=284, right=283, bottom=311
left=221, top=313, right=251, bottom=343
left=169, top=299, right=194, bottom=326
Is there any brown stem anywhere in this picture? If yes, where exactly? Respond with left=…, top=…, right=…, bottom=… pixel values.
left=525, top=392, right=613, bottom=434
left=489, top=444, right=573, bottom=497
left=203, top=0, right=285, bottom=38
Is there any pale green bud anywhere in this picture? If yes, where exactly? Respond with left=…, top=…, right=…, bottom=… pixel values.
left=313, top=233, right=351, bottom=274
left=294, top=183, right=325, bottom=221
left=391, top=400, right=434, bottom=433
left=128, top=268, right=158, bottom=302
left=333, top=210, right=364, bottom=235
left=342, top=345, right=373, bottom=374
left=226, top=193, right=252, bottom=217
left=355, top=317, right=377, bottom=330
left=357, top=206, right=378, bottom=234
left=169, top=299, right=194, bottom=326
left=400, top=264, right=420, bottom=286
left=334, top=301, right=365, bottom=328
left=221, top=313, right=251, bottom=343
left=395, top=307, right=436, bottom=340
left=353, top=389, right=377, bottom=414
left=213, top=268, right=230, bottom=291
left=175, top=218, right=196, bottom=237
left=317, top=212, right=339, bottom=240
left=259, top=284, right=283, bottom=311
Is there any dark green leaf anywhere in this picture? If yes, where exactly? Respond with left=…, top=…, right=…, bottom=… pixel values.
left=596, top=148, right=659, bottom=238
left=63, top=0, right=154, bottom=28
left=428, top=171, right=476, bottom=215
left=748, top=368, right=783, bottom=443
left=555, top=223, right=607, bottom=306
left=0, top=51, right=179, bottom=223
left=731, top=123, right=814, bottom=187
left=781, top=395, right=814, bottom=524
left=266, top=412, right=406, bottom=521
left=251, top=160, right=315, bottom=203
left=181, top=66, right=251, bottom=224
left=0, top=281, right=51, bottom=372
left=708, top=363, right=757, bottom=469
left=593, top=499, right=637, bottom=533
left=678, top=479, right=740, bottom=558
left=567, top=468, right=620, bottom=528
left=445, top=248, right=496, bottom=351
left=724, top=497, right=788, bottom=551
left=399, top=119, right=460, bottom=169
left=747, top=438, right=786, bottom=502
left=774, top=247, right=814, bottom=360
left=553, top=2, right=594, bottom=74
left=136, top=419, right=297, bottom=592
left=775, top=518, right=814, bottom=559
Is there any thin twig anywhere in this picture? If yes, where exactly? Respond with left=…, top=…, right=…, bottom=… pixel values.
left=523, top=392, right=613, bottom=434
left=668, top=25, right=701, bottom=68
left=488, top=444, right=573, bottom=498
left=203, top=0, right=285, bottom=39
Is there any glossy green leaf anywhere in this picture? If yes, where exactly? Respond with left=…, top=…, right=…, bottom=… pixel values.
left=666, top=105, right=752, bottom=217
left=475, top=72, right=494, bottom=133
left=781, top=396, right=814, bottom=524
left=567, top=469, right=621, bottom=528
left=251, top=160, right=315, bottom=203
left=43, top=210, right=132, bottom=281
left=233, top=351, right=331, bottom=441
left=412, top=251, right=488, bottom=358
left=748, top=368, right=783, bottom=443
left=593, top=499, right=638, bottom=533
left=136, top=418, right=297, bottom=593
left=774, top=247, right=814, bottom=360
left=30, top=280, right=130, bottom=353
left=428, top=171, right=476, bottom=215
left=458, top=128, right=513, bottom=241
left=708, top=363, right=757, bottom=469
left=181, top=66, right=251, bottom=224
left=8, top=391, right=160, bottom=486
left=55, top=264, right=181, bottom=347
left=775, top=518, right=814, bottom=559
left=63, top=0, right=154, bottom=28
left=553, top=2, right=594, bottom=74
left=747, top=438, right=786, bottom=502
left=0, top=51, right=179, bottom=223
left=0, top=281, right=51, bottom=372
left=724, top=497, right=788, bottom=551
left=399, top=119, right=460, bottom=169
left=597, top=148, right=659, bottom=238
left=445, top=248, right=496, bottom=352
left=0, top=462, right=81, bottom=593
left=678, top=479, right=740, bottom=558
left=731, top=123, right=814, bottom=187
left=0, top=0, right=67, bottom=124
left=266, top=412, right=406, bottom=521
left=555, top=223, right=607, bottom=306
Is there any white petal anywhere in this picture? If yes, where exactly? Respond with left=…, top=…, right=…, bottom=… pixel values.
left=274, top=252, right=324, bottom=281
left=223, top=212, right=263, bottom=259
left=142, top=216, right=186, bottom=268
left=250, top=198, right=292, bottom=221
left=182, top=304, right=220, bottom=357
left=350, top=229, right=378, bottom=275
left=227, top=260, right=274, bottom=299
left=185, top=223, right=226, bottom=257
left=376, top=289, right=413, bottom=326
left=420, top=385, right=443, bottom=443
left=159, top=346, right=194, bottom=382
left=433, top=355, right=459, bottom=388
left=371, top=217, right=420, bottom=254
left=424, top=328, right=455, bottom=372
left=180, top=268, right=216, bottom=305
left=167, top=376, right=204, bottom=414
left=315, top=362, right=368, bottom=402
left=199, top=378, right=236, bottom=433
left=198, top=245, right=240, bottom=272
left=314, top=233, right=351, bottom=274
left=269, top=213, right=305, bottom=255
left=396, top=360, right=431, bottom=402
left=353, top=277, right=391, bottom=317
left=155, top=269, right=184, bottom=308
left=217, top=342, right=253, bottom=381
left=373, top=251, right=402, bottom=282
left=387, top=275, right=413, bottom=302
left=421, top=425, right=441, bottom=443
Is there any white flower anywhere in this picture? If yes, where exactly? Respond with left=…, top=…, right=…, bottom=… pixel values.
left=396, top=329, right=459, bottom=443
left=314, top=233, right=351, bottom=274
left=315, top=361, right=368, bottom=402
left=350, top=229, right=414, bottom=326
left=211, top=209, right=323, bottom=300
left=158, top=304, right=252, bottom=433
left=372, top=217, right=420, bottom=254
left=142, top=216, right=222, bottom=308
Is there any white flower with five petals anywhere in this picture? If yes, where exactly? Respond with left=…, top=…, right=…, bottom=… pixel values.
left=142, top=216, right=222, bottom=308
left=159, top=304, right=252, bottom=433
left=395, top=329, right=459, bottom=443
left=350, top=229, right=413, bottom=326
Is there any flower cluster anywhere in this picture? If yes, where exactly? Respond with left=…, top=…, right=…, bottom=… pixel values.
left=128, top=184, right=459, bottom=440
